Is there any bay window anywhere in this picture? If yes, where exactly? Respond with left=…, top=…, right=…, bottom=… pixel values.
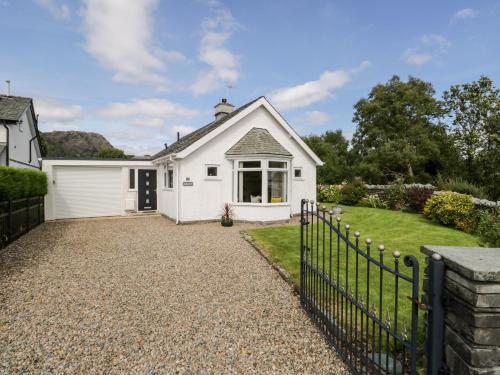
left=235, top=159, right=288, bottom=204
left=238, top=161, right=262, bottom=203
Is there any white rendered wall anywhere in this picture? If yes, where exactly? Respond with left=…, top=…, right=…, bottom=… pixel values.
left=157, top=163, right=177, bottom=220
left=8, top=110, right=40, bottom=169
left=43, top=159, right=155, bottom=220
left=177, top=106, right=317, bottom=222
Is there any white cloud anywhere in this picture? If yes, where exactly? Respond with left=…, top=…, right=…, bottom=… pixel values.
left=402, top=48, right=433, bottom=66
left=268, top=61, right=370, bottom=111
left=451, top=8, right=477, bottom=23
left=190, top=6, right=240, bottom=95
left=82, top=0, right=185, bottom=88
left=97, top=98, right=199, bottom=119
left=35, top=98, right=82, bottom=123
left=421, top=34, right=451, bottom=51
left=34, top=0, right=70, bottom=19
left=39, top=122, right=80, bottom=132
left=116, top=142, right=161, bottom=157
left=169, top=125, right=196, bottom=139
left=402, top=34, right=450, bottom=66
left=299, top=111, right=331, bottom=125
left=129, top=117, right=165, bottom=129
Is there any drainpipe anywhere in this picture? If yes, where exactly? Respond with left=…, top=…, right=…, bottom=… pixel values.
left=176, top=160, right=181, bottom=224
left=29, top=134, right=37, bottom=164
left=2, top=122, right=9, bottom=166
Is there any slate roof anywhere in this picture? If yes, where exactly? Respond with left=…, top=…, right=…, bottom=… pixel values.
left=152, top=96, right=263, bottom=160
left=0, top=95, right=32, bottom=122
left=225, top=127, right=292, bottom=157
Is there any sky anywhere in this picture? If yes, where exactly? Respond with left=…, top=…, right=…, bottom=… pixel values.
left=0, top=0, right=499, bottom=156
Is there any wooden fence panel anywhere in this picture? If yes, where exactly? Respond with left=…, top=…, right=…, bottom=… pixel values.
left=0, top=196, right=44, bottom=248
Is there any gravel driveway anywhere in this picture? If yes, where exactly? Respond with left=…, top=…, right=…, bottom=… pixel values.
left=0, top=216, right=345, bottom=373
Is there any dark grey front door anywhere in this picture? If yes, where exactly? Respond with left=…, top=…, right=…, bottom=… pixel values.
left=138, top=169, right=157, bottom=211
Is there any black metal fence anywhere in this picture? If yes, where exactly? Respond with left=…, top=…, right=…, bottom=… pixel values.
left=0, top=196, right=45, bottom=248
left=300, top=199, right=421, bottom=374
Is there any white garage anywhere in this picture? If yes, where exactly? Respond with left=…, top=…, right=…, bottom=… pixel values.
left=43, top=158, right=156, bottom=220
left=53, top=166, right=122, bottom=219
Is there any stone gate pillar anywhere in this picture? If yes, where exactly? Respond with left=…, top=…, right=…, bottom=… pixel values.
left=421, top=246, right=500, bottom=375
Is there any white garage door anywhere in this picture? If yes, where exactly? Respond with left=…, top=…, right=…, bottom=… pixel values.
left=54, top=167, right=123, bottom=219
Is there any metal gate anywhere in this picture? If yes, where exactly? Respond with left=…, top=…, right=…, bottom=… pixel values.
left=300, top=199, right=421, bottom=374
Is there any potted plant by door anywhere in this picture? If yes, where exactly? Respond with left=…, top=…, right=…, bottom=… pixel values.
left=221, top=203, right=234, bottom=227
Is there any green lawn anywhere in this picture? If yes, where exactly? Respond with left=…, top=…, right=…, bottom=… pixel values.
left=247, top=206, right=480, bottom=344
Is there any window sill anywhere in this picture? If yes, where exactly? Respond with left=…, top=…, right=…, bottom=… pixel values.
left=162, top=188, right=174, bottom=191
left=293, top=178, right=304, bottom=181
left=204, top=177, right=222, bottom=181
left=232, top=202, right=290, bottom=207
left=128, top=189, right=138, bottom=192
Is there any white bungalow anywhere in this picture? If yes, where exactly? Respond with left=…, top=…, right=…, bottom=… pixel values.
left=43, top=96, right=322, bottom=223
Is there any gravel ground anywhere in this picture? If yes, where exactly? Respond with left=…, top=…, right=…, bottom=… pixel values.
left=0, top=216, right=346, bottom=374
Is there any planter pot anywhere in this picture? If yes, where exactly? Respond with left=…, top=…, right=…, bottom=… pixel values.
left=221, top=218, right=233, bottom=227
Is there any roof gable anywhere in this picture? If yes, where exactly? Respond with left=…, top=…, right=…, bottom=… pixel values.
left=226, top=128, right=292, bottom=157
left=0, top=95, right=32, bottom=122
left=152, top=97, right=262, bottom=159
left=153, top=96, right=323, bottom=166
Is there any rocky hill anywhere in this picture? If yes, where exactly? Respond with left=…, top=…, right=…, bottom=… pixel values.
left=41, top=131, right=119, bottom=158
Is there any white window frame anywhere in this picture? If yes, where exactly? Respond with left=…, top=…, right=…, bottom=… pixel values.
left=162, top=165, right=167, bottom=189
left=205, top=164, right=220, bottom=180
left=267, top=160, right=288, bottom=204
left=293, top=167, right=303, bottom=180
left=128, top=168, right=137, bottom=191
left=163, top=165, right=174, bottom=190
left=167, top=167, right=174, bottom=190
left=232, top=158, right=290, bottom=205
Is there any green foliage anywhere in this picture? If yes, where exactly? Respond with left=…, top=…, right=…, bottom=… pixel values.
left=443, top=76, right=500, bottom=200
left=351, top=75, right=450, bottom=184
left=303, top=130, right=352, bottom=184
left=475, top=211, right=500, bottom=248
left=406, top=186, right=434, bottom=213
left=386, top=179, right=408, bottom=210
left=96, top=148, right=128, bottom=159
left=359, top=194, right=387, bottom=209
left=0, top=166, right=48, bottom=200
left=318, top=185, right=342, bottom=204
left=436, top=176, right=488, bottom=199
left=423, top=192, right=476, bottom=232
left=39, top=134, right=48, bottom=157
left=340, top=180, right=367, bottom=205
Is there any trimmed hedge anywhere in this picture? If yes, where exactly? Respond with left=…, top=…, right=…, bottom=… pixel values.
left=0, top=166, right=48, bottom=200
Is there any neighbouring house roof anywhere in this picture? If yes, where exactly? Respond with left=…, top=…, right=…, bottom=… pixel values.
left=0, top=95, right=32, bottom=122
left=152, top=96, right=263, bottom=160
left=225, top=127, right=292, bottom=157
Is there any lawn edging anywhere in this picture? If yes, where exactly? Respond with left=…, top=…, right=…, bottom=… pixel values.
left=240, top=230, right=299, bottom=295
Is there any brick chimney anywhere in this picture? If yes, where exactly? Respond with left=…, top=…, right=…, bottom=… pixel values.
left=214, top=98, right=234, bottom=121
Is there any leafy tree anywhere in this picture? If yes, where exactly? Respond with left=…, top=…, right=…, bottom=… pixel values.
left=38, top=134, right=48, bottom=157
left=351, top=75, right=450, bottom=183
left=303, top=130, right=352, bottom=184
left=96, top=148, right=128, bottom=159
left=443, top=76, right=499, bottom=199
